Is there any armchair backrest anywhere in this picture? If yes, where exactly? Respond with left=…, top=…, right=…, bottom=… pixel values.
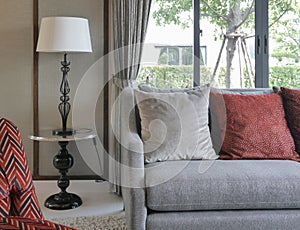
left=0, top=118, right=43, bottom=219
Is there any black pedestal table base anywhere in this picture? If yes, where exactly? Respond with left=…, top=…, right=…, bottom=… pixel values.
left=45, top=141, right=82, bottom=210
left=45, top=192, right=82, bottom=210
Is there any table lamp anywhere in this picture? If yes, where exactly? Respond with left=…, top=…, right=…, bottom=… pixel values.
left=36, top=16, right=92, bottom=136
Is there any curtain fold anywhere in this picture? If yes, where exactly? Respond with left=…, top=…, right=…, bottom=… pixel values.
left=110, top=0, right=152, bottom=194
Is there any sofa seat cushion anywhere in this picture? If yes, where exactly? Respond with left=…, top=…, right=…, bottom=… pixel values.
left=145, top=160, right=300, bottom=211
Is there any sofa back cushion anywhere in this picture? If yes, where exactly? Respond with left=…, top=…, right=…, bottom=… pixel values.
left=280, top=87, right=300, bottom=154
left=211, top=92, right=300, bottom=161
left=135, top=85, right=218, bottom=163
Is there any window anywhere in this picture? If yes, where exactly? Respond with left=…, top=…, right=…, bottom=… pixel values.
left=139, top=0, right=297, bottom=89
left=138, top=0, right=194, bottom=88
left=182, top=47, right=193, bottom=65
left=155, top=46, right=206, bottom=66
left=269, top=0, right=300, bottom=88
left=197, top=0, right=256, bottom=88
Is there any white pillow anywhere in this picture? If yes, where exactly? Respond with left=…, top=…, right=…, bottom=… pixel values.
left=135, top=85, right=218, bottom=163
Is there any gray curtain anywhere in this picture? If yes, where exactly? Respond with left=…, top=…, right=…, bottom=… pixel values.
left=110, top=0, right=152, bottom=194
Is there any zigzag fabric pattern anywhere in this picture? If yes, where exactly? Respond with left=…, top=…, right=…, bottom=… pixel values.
left=0, top=216, right=77, bottom=229
left=0, top=118, right=43, bottom=219
left=0, top=162, right=10, bottom=216
left=0, top=195, right=10, bottom=217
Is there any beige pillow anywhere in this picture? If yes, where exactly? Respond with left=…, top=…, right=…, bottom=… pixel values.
left=135, top=85, right=218, bottom=163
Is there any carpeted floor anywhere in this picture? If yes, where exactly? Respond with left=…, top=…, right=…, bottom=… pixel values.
left=49, top=213, right=127, bottom=230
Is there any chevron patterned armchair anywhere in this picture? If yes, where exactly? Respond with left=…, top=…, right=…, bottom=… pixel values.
left=0, top=118, right=42, bottom=219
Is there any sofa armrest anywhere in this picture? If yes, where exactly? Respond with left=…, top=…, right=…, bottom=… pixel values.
left=119, top=87, right=147, bottom=230
left=121, top=133, right=145, bottom=187
left=121, top=133, right=147, bottom=230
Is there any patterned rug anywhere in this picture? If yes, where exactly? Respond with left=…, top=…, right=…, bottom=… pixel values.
left=49, top=213, right=127, bottom=230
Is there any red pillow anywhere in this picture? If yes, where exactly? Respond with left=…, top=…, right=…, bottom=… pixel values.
left=280, top=87, right=300, bottom=154
left=218, top=93, right=300, bottom=161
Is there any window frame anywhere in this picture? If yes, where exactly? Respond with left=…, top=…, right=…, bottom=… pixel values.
left=194, top=0, right=269, bottom=88
left=255, top=0, right=269, bottom=87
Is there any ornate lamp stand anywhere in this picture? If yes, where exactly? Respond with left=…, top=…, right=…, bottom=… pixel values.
left=52, top=53, right=76, bottom=136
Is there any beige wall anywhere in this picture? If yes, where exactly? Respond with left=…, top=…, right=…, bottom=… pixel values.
left=0, top=0, right=34, bottom=168
left=0, top=0, right=105, bottom=177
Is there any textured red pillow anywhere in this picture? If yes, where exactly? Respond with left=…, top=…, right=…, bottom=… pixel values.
left=280, top=87, right=300, bottom=154
left=218, top=93, right=300, bottom=161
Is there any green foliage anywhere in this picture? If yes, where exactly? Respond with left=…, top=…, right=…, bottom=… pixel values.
left=152, top=0, right=264, bottom=34
left=269, top=0, right=297, bottom=27
left=200, top=0, right=255, bottom=31
left=271, top=1, right=300, bottom=60
left=153, top=0, right=295, bottom=31
left=269, top=66, right=300, bottom=88
left=137, top=65, right=194, bottom=88
left=137, top=65, right=300, bottom=89
left=137, top=65, right=225, bottom=88
left=152, top=0, right=193, bottom=29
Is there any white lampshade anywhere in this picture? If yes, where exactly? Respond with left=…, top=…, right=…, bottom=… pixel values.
left=36, top=17, right=92, bottom=53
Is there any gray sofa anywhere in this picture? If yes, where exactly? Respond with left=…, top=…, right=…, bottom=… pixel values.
left=120, top=87, right=300, bottom=230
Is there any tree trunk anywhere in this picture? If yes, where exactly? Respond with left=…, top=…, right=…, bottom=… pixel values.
left=226, top=37, right=238, bottom=88
left=225, top=1, right=242, bottom=88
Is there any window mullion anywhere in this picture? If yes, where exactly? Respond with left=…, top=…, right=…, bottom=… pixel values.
left=255, top=0, right=269, bottom=88
left=194, top=0, right=200, bottom=86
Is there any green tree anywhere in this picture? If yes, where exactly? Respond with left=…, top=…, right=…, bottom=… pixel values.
left=153, top=0, right=295, bottom=87
left=271, top=11, right=300, bottom=62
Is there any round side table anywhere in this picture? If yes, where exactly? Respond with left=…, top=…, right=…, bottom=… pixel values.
left=29, top=129, right=96, bottom=210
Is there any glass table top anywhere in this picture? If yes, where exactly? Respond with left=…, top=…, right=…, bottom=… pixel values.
left=28, top=128, right=96, bottom=142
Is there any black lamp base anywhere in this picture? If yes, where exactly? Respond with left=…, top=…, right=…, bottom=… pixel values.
left=52, top=128, right=76, bottom=136
left=45, top=192, right=82, bottom=210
